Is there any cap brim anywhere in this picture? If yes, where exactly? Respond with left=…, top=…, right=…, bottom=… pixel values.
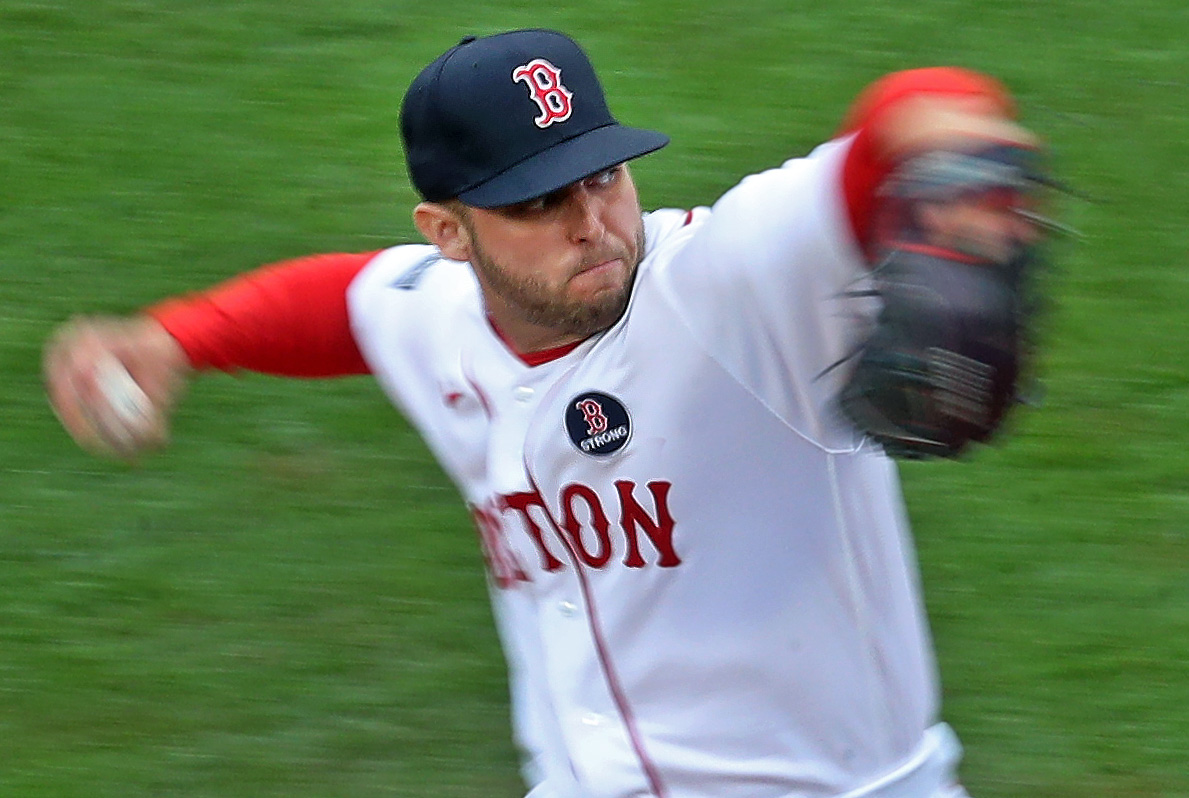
left=457, top=124, right=669, bottom=208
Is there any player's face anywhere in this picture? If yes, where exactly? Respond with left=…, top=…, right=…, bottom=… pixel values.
left=461, top=165, right=646, bottom=349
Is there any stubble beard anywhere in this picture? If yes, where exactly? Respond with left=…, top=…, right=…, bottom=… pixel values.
left=471, top=226, right=647, bottom=342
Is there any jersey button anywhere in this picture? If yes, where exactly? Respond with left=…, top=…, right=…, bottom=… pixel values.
left=513, top=385, right=534, bottom=402
left=580, top=712, right=606, bottom=727
left=558, top=600, right=577, bottom=617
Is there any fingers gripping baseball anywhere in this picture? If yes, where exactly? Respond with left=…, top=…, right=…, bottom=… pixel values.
left=43, top=316, right=190, bottom=460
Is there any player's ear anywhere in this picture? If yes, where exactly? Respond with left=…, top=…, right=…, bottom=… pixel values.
left=414, top=201, right=472, bottom=262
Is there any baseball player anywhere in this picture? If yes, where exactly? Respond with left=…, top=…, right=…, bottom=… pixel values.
left=44, top=29, right=1052, bottom=798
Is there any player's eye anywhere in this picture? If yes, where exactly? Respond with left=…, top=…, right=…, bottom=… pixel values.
left=498, top=166, right=621, bottom=219
left=586, top=166, right=622, bottom=189
left=502, top=190, right=562, bottom=218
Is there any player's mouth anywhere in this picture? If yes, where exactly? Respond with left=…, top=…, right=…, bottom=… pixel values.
left=577, top=257, right=623, bottom=277
left=575, top=245, right=635, bottom=277
left=569, top=256, right=628, bottom=293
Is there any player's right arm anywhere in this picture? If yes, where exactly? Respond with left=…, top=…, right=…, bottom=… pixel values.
left=43, top=250, right=380, bottom=460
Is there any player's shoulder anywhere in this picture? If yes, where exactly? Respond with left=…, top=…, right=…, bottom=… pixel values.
left=346, top=243, right=483, bottom=335
left=688, top=138, right=855, bottom=253
left=641, top=207, right=710, bottom=267
left=640, top=138, right=855, bottom=275
left=349, top=244, right=479, bottom=304
left=731, top=138, right=850, bottom=206
left=644, top=207, right=698, bottom=241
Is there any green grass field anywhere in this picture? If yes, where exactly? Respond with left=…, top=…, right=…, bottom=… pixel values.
left=2, top=1, right=1186, bottom=795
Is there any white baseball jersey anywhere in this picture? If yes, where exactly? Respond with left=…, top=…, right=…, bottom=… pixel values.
left=346, top=138, right=964, bottom=798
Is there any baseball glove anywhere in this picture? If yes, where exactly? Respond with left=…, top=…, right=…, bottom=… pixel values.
left=837, top=143, right=1057, bottom=459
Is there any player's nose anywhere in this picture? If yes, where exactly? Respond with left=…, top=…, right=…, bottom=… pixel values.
left=565, top=186, right=608, bottom=244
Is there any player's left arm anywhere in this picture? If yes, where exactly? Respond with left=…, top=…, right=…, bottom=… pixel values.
left=831, top=68, right=1060, bottom=457
left=652, top=67, right=1051, bottom=451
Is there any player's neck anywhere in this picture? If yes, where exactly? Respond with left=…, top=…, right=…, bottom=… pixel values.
left=485, top=310, right=588, bottom=363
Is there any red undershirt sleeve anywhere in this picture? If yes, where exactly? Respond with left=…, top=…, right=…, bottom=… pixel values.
left=837, top=67, right=1016, bottom=254
left=145, top=251, right=381, bottom=377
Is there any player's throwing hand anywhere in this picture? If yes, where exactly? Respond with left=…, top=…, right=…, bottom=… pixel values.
left=43, top=316, right=190, bottom=460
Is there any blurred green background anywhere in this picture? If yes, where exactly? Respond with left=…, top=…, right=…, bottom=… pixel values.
left=2, top=1, right=1186, bottom=796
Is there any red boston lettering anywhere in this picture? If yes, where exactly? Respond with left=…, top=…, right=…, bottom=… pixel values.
left=470, top=502, right=530, bottom=589
left=561, top=483, right=613, bottom=568
left=495, top=480, right=680, bottom=575
left=617, top=480, right=681, bottom=568
left=501, top=490, right=565, bottom=572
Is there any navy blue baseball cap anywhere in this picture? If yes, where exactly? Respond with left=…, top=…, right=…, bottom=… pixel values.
left=400, top=29, right=669, bottom=208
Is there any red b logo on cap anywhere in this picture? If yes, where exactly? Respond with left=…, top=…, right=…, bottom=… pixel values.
left=512, top=59, right=573, bottom=128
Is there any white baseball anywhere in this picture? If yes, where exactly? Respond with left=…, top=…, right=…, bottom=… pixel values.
left=93, top=354, right=155, bottom=452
